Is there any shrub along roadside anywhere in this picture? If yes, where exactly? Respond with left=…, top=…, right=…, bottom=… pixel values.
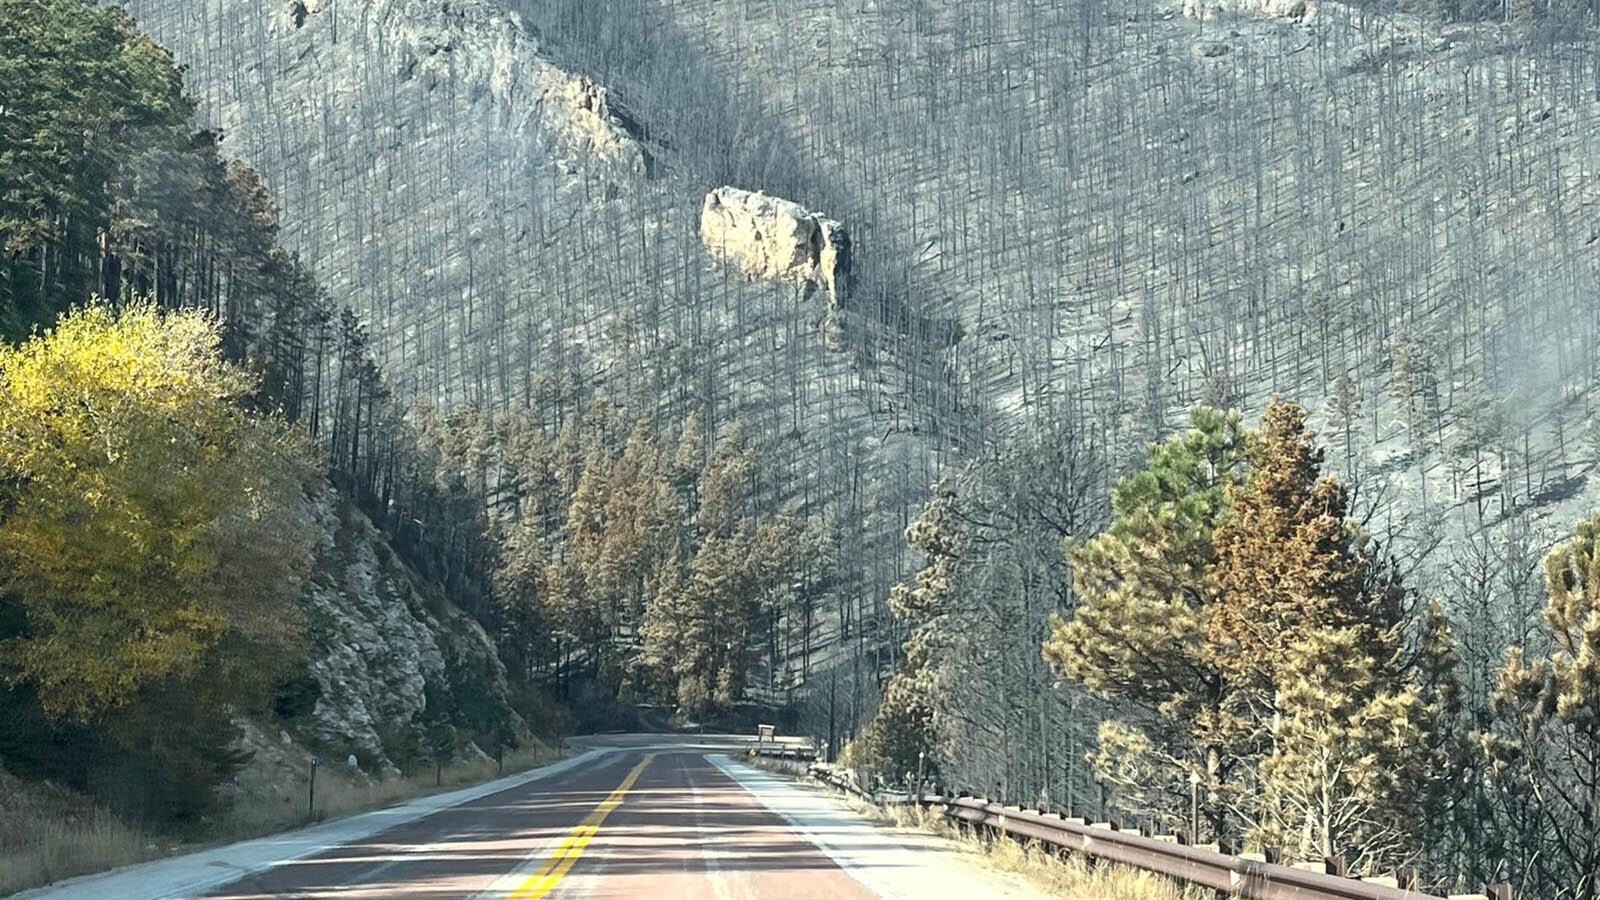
left=0, top=767, right=152, bottom=898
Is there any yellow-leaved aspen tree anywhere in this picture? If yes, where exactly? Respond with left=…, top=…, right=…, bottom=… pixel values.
left=0, top=303, right=314, bottom=720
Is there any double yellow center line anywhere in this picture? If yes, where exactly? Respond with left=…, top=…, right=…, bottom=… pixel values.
left=508, top=753, right=656, bottom=900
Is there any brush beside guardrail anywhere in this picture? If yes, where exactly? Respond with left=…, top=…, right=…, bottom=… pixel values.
left=796, top=762, right=1511, bottom=900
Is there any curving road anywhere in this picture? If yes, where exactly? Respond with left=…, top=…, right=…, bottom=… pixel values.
left=15, top=735, right=1044, bottom=900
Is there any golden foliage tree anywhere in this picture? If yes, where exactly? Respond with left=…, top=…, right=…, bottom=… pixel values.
left=1206, top=403, right=1428, bottom=868
left=0, top=303, right=315, bottom=721
left=1209, top=402, right=1379, bottom=673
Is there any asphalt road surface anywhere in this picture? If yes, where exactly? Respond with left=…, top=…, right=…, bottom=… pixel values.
left=19, top=735, right=1043, bottom=900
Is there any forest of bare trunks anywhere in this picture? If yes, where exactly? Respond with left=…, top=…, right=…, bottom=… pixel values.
left=28, top=0, right=1600, bottom=894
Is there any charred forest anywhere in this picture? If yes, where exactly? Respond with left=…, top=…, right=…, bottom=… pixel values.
left=6, top=0, right=1600, bottom=895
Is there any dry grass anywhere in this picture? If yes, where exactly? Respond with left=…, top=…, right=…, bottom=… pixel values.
left=0, top=746, right=562, bottom=897
left=772, top=766, right=1207, bottom=900
left=0, top=770, right=158, bottom=897
left=220, top=745, right=562, bottom=837
left=738, top=753, right=812, bottom=779
left=960, top=829, right=1211, bottom=900
left=875, top=801, right=1207, bottom=899
left=315, top=747, right=560, bottom=822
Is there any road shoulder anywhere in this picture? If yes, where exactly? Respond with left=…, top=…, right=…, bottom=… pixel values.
left=11, top=749, right=612, bottom=900
left=705, top=754, right=1049, bottom=900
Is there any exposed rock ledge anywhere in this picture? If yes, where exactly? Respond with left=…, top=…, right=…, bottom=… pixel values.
left=700, top=187, right=850, bottom=300
left=700, top=187, right=851, bottom=347
left=293, top=490, right=526, bottom=776
left=537, top=73, right=649, bottom=178
left=1182, top=0, right=1316, bottom=20
left=266, top=0, right=647, bottom=180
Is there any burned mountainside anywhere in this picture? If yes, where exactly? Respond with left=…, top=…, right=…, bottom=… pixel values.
left=119, top=0, right=1600, bottom=765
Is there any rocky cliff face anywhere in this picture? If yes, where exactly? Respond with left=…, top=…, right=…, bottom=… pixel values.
left=543, top=73, right=650, bottom=177
left=120, top=0, right=657, bottom=405
left=291, top=490, right=525, bottom=776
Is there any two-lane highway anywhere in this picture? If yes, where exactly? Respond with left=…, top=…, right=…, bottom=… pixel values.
left=17, top=735, right=1045, bottom=900
left=529, top=751, right=881, bottom=900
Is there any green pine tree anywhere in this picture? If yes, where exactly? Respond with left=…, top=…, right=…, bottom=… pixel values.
left=1044, top=406, right=1247, bottom=837
left=1489, top=514, right=1600, bottom=899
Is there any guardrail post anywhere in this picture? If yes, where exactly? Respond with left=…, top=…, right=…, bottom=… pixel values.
left=820, top=765, right=1497, bottom=900
left=307, top=757, right=318, bottom=820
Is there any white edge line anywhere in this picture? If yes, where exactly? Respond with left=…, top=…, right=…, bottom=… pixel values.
left=704, top=753, right=904, bottom=900
left=14, top=747, right=630, bottom=900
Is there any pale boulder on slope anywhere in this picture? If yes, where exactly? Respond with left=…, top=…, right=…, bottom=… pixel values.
left=1181, top=0, right=1315, bottom=20
left=699, top=187, right=851, bottom=305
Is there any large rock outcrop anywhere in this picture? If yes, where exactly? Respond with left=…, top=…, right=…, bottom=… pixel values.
left=540, top=73, right=648, bottom=177
left=1181, top=0, right=1315, bottom=20
left=293, top=491, right=525, bottom=775
left=700, top=187, right=851, bottom=304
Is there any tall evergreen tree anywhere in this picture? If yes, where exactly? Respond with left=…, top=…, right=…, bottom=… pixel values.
left=1049, top=401, right=1439, bottom=863
left=1490, top=514, right=1600, bottom=899
left=1208, top=402, right=1400, bottom=683
left=848, top=478, right=962, bottom=779
left=1210, top=402, right=1430, bottom=869
left=1044, top=406, right=1247, bottom=836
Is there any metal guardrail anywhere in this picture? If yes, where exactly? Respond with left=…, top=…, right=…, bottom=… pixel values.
left=804, top=760, right=873, bottom=802
left=937, top=797, right=1439, bottom=900
left=748, top=744, right=819, bottom=762
left=798, top=763, right=1510, bottom=900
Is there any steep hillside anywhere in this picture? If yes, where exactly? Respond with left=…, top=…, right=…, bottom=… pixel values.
left=119, top=0, right=957, bottom=725
left=568, top=0, right=1600, bottom=485
left=131, top=0, right=1600, bottom=562
left=528, top=0, right=1600, bottom=753
left=122, top=0, right=1600, bottom=808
